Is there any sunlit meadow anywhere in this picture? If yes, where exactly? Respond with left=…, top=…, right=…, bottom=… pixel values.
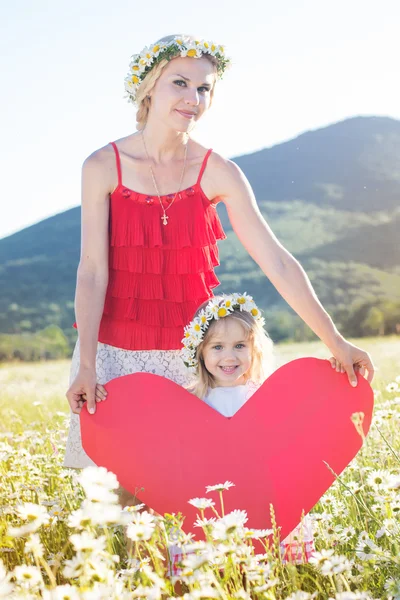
left=1, top=336, right=400, bottom=599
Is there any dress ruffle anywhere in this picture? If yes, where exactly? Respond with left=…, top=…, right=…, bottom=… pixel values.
left=97, top=313, right=206, bottom=351
left=109, top=244, right=220, bottom=274
left=107, top=270, right=220, bottom=301
left=72, top=179, right=227, bottom=351
left=110, top=190, right=226, bottom=249
left=103, top=298, right=208, bottom=328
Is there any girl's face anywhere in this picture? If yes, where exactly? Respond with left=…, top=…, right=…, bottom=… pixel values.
left=149, top=56, right=216, bottom=131
left=202, top=318, right=253, bottom=387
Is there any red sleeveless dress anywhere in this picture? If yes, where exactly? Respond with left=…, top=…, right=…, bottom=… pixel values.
left=73, top=142, right=226, bottom=351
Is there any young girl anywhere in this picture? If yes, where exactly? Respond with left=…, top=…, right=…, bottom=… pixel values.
left=177, top=292, right=316, bottom=569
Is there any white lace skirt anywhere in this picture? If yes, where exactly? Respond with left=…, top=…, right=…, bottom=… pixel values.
left=63, top=338, right=193, bottom=469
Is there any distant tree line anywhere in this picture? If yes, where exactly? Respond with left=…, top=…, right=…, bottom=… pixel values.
left=0, top=325, right=70, bottom=362
left=266, top=298, right=400, bottom=343
left=0, top=298, right=399, bottom=362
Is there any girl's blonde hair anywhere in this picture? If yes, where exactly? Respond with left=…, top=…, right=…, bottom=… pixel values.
left=189, top=296, right=276, bottom=399
left=135, top=34, right=218, bottom=130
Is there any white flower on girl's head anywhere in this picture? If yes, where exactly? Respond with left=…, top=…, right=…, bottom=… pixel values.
left=180, top=293, right=265, bottom=369
left=232, top=292, right=254, bottom=310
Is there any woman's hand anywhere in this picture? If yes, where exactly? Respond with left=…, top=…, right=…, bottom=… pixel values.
left=82, top=383, right=108, bottom=404
left=328, top=356, right=346, bottom=374
left=327, top=338, right=375, bottom=388
left=66, top=366, right=107, bottom=415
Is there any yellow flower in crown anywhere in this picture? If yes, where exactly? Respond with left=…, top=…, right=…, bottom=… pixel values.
left=180, top=293, right=265, bottom=369
left=124, top=35, right=232, bottom=105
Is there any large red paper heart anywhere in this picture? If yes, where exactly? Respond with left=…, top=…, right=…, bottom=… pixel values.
left=81, top=358, right=373, bottom=540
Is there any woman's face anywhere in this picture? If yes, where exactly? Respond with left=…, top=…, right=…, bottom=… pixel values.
left=148, top=56, right=216, bottom=132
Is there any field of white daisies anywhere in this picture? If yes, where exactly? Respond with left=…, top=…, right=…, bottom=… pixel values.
left=1, top=336, right=400, bottom=600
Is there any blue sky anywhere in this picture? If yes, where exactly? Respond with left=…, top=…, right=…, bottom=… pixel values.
left=1, top=0, right=398, bottom=239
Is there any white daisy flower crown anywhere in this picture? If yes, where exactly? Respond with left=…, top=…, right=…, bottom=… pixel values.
left=180, top=293, right=265, bottom=369
left=124, top=35, right=231, bottom=105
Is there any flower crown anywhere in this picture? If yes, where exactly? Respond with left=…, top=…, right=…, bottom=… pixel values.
left=124, top=35, right=231, bottom=105
left=180, top=293, right=265, bottom=369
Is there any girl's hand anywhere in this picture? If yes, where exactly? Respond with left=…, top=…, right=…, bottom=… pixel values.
left=327, top=338, right=375, bottom=388
left=66, top=366, right=105, bottom=415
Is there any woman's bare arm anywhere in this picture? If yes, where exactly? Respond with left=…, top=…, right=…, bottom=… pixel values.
left=210, top=155, right=344, bottom=350
left=207, top=154, right=374, bottom=385
left=75, top=149, right=112, bottom=369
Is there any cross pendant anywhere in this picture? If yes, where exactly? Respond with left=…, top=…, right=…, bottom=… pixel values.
left=161, top=214, right=169, bottom=225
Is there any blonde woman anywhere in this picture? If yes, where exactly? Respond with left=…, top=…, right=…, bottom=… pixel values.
left=64, top=34, right=375, bottom=501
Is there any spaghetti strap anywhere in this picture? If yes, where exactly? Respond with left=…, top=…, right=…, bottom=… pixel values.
left=110, top=142, right=122, bottom=187
left=196, top=149, right=213, bottom=185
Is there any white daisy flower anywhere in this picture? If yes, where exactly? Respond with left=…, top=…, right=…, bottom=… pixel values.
left=188, top=318, right=204, bottom=338
left=43, top=584, right=81, bottom=600
left=16, top=502, right=50, bottom=527
left=198, top=309, right=213, bottom=323
left=207, top=300, right=221, bottom=318
left=0, top=559, right=13, bottom=597
left=126, top=511, right=156, bottom=542
left=139, top=46, right=155, bottom=65
left=386, top=382, right=399, bottom=393
left=69, top=532, right=106, bottom=553
left=149, top=42, right=164, bottom=58
left=206, top=481, right=235, bottom=493
left=208, top=42, right=219, bottom=56
left=198, top=40, right=212, bottom=54
left=245, top=528, right=274, bottom=539
left=235, top=292, right=255, bottom=312
left=126, top=523, right=155, bottom=542
left=67, top=507, right=92, bottom=530
left=384, top=578, right=400, bottom=598
left=367, top=469, right=391, bottom=489
left=335, top=525, right=356, bottom=542
left=24, top=533, right=44, bottom=557
left=82, top=483, right=119, bottom=504
left=376, top=518, right=398, bottom=538
left=355, top=536, right=379, bottom=560
left=13, top=565, right=43, bottom=588
left=188, top=498, right=215, bottom=510
left=211, top=510, right=248, bottom=540
left=181, top=550, right=214, bottom=571
left=309, top=548, right=335, bottom=567
left=193, top=516, right=217, bottom=528
left=86, top=501, right=123, bottom=526
left=180, top=45, right=202, bottom=59
left=320, top=554, right=352, bottom=576
left=78, top=466, right=119, bottom=491
left=62, top=556, right=82, bottom=580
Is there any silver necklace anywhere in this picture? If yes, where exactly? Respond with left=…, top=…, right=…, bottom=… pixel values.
left=141, top=131, right=188, bottom=225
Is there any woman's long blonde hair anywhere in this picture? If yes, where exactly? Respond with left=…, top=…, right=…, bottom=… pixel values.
left=189, top=296, right=276, bottom=399
left=135, top=34, right=218, bottom=130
